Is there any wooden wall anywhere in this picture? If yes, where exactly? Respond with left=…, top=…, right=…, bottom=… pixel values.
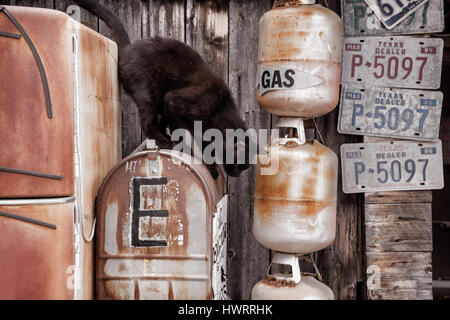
left=0, top=0, right=363, bottom=300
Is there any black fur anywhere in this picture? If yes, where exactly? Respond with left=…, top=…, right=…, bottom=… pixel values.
left=73, top=0, right=250, bottom=179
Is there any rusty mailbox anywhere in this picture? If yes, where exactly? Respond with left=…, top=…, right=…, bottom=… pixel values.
left=96, top=140, right=227, bottom=300
left=0, top=6, right=121, bottom=299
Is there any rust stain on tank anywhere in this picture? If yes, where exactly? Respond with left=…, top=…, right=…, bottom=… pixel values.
left=262, top=275, right=296, bottom=288
left=273, top=0, right=305, bottom=9
left=255, top=198, right=330, bottom=221
left=267, top=30, right=308, bottom=39
left=258, top=57, right=341, bottom=65
left=119, top=263, right=127, bottom=273
left=301, top=161, right=318, bottom=199
left=296, top=8, right=313, bottom=16
left=255, top=171, right=289, bottom=201
left=134, top=280, right=141, bottom=300
left=326, top=164, right=335, bottom=180
left=168, top=281, right=174, bottom=300
left=298, top=200, right=332, bottom=217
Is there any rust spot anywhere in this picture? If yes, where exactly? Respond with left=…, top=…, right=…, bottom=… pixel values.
left=267, top=30, right=308, bottom=39
left=262, top=275, right=296, bottom=288
left=301, top=161, right=318, bottom=199
left=326, top=164, right=335, bottom=180
left=273, top=0, right=305, bottom=9
left=258, top=58, right=340, bottom=65
left=119, top=263, right=127, bottom=273
left=284, top=141, right=299, bottom=148
left=168, top=280, right=174, bottom=300
left=296, top=8, right=313, bottom=16
left=255, top=172, right=289, bottom=200
left=263, top=46, right=302, bottom=61
left=255, top=198, right=332, bottom=220
left=134, top=280, right=140, bottom=300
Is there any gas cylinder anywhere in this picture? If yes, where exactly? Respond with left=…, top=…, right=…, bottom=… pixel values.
left=251, top=253, right=334, bottom=300
left=253, top=118, right=338, bottom=254
left=256, top=0, right=342, bottom=117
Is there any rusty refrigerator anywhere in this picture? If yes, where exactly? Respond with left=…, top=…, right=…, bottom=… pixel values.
left=0, top=6, right=121, bottom=299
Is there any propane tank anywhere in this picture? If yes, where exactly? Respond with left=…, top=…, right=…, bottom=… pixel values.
left=256, top=0, right=342, bottom=117
left=251, top=252, right=334, bottom=300
left=253, top=118, right=338, bottom=254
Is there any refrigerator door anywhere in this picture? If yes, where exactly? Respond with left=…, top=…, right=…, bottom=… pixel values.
left=0, top=6, right=74, bottom=197
left=0, top=199, right=74, bottom=300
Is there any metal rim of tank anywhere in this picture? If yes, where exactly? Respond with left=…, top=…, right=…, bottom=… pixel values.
left=272, top=0, right=316, bottom=9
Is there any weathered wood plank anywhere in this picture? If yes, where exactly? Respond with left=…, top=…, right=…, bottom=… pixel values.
left=148, top=0, right=185, bottom=40
left=365, top=203, right=432, bottom=252
left=186, top=0, right=228, bottom=81
left=441, top=116, right=450, bottom=165
left=366, top=252, right=432, bottom=278
left=54, top=0, right=98, bottom=30
left=98, top=0, right=143, bottom=157
left=368, top=277, right=432, bottom=300
left=366, top=222, right=432, bottom=252
left=313, top=2, right=362, bottom=299
left=8, top=0, right=53, bottom=7
left=146, top=0, right=185, bottom=146
left=367, top=222, right=432, bottom=252
left=227, top=0, right=272, bottom=300
left=315, top=110, right=362, bottom=299
left=366, top=252, right=432, bottom=300
left=365, top=191, right=432, bottom=204
left=365, top=203, right=432, bottom=223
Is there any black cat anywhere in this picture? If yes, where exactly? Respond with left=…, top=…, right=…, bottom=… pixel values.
left=72, top=0, right=250, bottom=178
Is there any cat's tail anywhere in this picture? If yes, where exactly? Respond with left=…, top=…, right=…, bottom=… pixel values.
left=72, top=0, right=130, bottom=50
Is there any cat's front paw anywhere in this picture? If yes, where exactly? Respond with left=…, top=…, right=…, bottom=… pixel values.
left=154, top=136, right=175, bottom=150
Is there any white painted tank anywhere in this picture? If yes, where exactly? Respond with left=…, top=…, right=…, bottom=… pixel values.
left=256, top=0, right=342, bottom=117
left=253, top=118, right=338, bottom=254
left=251, top=253, right=334, bottom=300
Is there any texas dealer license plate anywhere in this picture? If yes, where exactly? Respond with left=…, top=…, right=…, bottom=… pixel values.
left=341, top=36, right=443, bottom=89
left=341, top=140, right=444, bottom=193
left=338, top=85, right=443, bottom=141
left=364, top=0, right=429, bottom=29
left=342, top=0, right=444, bottom=36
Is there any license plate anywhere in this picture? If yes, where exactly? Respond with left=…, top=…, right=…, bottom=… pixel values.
left=341, top=36, right=443, bottom=89
left=363, top=0, right=429, bottom=29
left=341, top=140, right=444, bottom=193
left=338, top=85, right=443, bottom=141
left=342, top=0, right=444, bottom=36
